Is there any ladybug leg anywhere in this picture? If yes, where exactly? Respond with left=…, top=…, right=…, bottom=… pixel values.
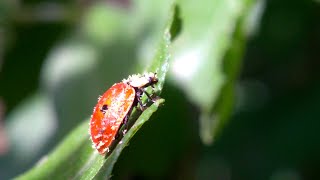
left=120, top=114, right=130, bottom=136
left=123, top=113, right=130, bottom=125
left=137, top=96, right=147, bottom=111
left=140, top=88, right=159, bottom=102
left=115, top=106, right=133, bottom=139
left=115, top=130, right=120, bottom=139
left=136, top=89, right=147, bottom=111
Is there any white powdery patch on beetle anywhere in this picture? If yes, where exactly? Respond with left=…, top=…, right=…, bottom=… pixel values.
left=96, top=141, right=105, bottom=149
left=123, top=72, right=157, bottom=88
left=94, top=134, right=102, bottom=139
left=102, top=147, right=110, bottom=153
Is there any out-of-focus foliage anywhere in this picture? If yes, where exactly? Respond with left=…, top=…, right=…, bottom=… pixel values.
left=170, top=0, right=255, bottom=144
left=14, top=1, right=173, bottom=177
left=0, top=0, right=319, bottom=179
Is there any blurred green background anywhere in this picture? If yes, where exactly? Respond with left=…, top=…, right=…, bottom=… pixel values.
left=0, top=0, right=319, bottom=179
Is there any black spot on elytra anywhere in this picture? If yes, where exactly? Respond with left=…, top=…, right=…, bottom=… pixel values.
left=100, top=104, right=108, bottom=114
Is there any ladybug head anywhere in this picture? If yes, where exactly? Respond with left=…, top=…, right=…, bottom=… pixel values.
left=124, top=72, right=158, bottom=88
left=145, top=72, right=158, bottom=86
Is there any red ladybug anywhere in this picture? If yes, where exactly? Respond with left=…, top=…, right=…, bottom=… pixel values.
left=89, top=72, right=158, bottom=154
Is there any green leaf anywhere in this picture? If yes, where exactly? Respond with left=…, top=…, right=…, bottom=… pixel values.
left=15, top=120, right=93, bottom=180
left=82, top=99, right=165, bottom=179
left=15, top=98, right=165, bottom=180
left=15, top=2, right=174, bottom=180
left=169, top=0, right=256, bottom=144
